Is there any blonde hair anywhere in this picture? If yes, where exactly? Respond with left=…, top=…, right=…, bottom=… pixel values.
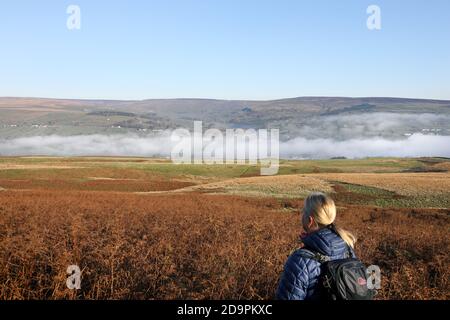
left=303, top=192, right=357, bottom=248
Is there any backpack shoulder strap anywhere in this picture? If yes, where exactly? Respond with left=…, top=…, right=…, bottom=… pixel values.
left=299, top=247, right=331, bottom=264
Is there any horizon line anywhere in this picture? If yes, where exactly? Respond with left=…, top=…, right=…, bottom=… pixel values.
left=1, top=95, right=450, bottom=103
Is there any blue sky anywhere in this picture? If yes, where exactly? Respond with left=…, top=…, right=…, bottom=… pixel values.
left=0, top=0, right=449, bottom=100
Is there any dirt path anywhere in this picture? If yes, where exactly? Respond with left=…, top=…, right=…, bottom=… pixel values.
left=136, top=174, right=332, bottom=197
left=87, top=177, right=140, bottom=181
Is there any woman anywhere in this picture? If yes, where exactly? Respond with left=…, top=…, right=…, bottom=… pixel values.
left=276, top=192, right=357, bottom=300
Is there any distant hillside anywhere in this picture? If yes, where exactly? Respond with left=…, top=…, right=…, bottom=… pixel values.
left=1, top=97, right=450, bottom=139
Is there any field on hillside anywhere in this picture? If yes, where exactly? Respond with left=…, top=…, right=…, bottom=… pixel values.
left=0, top=157, right=449, bottom=299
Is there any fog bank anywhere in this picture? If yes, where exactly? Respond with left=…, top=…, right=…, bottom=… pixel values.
left=1, top=133, right=449, bottom=159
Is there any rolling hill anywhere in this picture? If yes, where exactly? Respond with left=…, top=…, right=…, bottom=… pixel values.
left=1, top=96, right=450, bottom=140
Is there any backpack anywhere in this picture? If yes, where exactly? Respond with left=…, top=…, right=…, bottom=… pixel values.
left=301, top=246, right=376, bottom=300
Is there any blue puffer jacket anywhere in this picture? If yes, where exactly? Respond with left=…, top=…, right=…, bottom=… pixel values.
left=276, top=227, right=355, bottom=300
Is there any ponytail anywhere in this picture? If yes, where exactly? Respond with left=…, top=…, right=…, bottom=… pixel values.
left=333, top=225, right=357, bottom=248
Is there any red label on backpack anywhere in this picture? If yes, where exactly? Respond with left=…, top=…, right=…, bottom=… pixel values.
left=358, top=277, right=367, bottom=286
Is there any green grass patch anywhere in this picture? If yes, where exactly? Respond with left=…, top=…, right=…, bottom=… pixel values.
left=333, top=181, right=450, bottom=209
left=373, top=196, right=450, bottom=209
left=279, top=158, right=425, bottom=174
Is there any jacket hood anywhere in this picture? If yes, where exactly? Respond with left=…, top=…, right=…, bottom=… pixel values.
left=302, top=227, right=350, bottom=258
